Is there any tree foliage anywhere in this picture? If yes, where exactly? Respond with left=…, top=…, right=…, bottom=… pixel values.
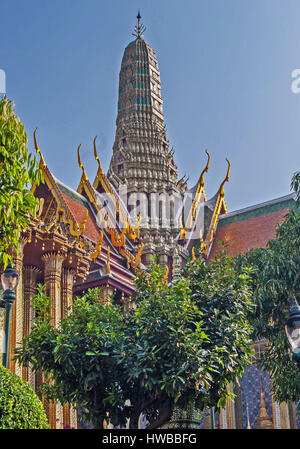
left=233, top=173, right=300, bottom=407
left=183, top=252, right=254, bottom=408
left=0, top=97, right=40, bottom=267
left=15, top=254, right=254, bottom=429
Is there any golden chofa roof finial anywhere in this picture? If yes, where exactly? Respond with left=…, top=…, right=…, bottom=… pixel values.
left=219, top=158, right=231, bottom=198
left=33, top=128, right=46, bottom=170
left=199, top=150, right=210, bottom=188
left=190, top=150, right=210, bottom=222
left=77, top=144, right=88, bottom=184
left=93, top=136, right=104, bottom=175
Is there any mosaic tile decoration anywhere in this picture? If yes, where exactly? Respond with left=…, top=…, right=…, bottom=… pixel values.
left=240, top=364, right=273, bottom=428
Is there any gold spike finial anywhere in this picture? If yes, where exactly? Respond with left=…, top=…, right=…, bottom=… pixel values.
left=199, top=150, right=210, bottom=188
left=77, top=143, right=83, bottom=169
left=77, top=144, right=88, bottom=183
left=33, top=128, right=46, bottom=169
left=219, top=158, right=231, bottom=197
left=93, top=136, right=104, bottom=175
left=190, top=150, right=211, bottom=223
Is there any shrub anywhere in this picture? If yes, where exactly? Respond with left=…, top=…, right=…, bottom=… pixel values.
left=0, top=365, right=49, bottom=429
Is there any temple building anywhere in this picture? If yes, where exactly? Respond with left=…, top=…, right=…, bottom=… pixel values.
left=1, top=13, right=298, bottom=429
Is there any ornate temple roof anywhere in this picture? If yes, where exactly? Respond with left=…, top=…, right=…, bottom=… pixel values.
left=31, top=129, right=144, bottom=297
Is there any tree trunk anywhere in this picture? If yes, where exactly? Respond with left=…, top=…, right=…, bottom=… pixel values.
left=129, top=413, right=140, bottom=429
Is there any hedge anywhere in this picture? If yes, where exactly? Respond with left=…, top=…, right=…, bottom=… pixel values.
left=0, top=365, right=49, bottom=429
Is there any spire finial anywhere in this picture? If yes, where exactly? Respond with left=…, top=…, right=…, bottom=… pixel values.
left=219, top=158, right=231, bottom=197
left=77, top=144, right=88, bottom=183
left=133, top=10, right=146, bottom=39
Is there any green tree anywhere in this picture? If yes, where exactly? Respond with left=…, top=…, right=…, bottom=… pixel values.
left=15, top=285, right=128, bottom=429
left=183, top=251, right=254, bottom=410
left=0, top=96, right=40, bottom=267
left=122, top=260, right=210, bottom=429
left=15, top=254, right=254, bottom=429
left=233, top=173, right=300, bottom=408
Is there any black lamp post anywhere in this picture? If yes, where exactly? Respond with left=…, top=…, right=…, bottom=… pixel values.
left=0, top=263, right=19, bottom=368
left=285, top=300, right=300, bottom=369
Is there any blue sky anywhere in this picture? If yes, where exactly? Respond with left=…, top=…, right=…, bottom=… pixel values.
left=1, top=0, right=300, bottom=211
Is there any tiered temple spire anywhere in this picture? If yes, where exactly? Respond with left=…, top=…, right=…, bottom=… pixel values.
left=107, top=13, right=187, bottom=266
left=106, top=13, right=231, bottom=266
left=108, top=13, right=179, bottom=189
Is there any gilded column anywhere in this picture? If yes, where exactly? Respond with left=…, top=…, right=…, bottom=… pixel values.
left=279, top=402, right=289, bottom=429
left=23, top=265, right=41, bottom=386
left=9, top=236, right=28, bottom=375
left=233, top=384, right=243, bottom=428
left=61, top=268, right=75, bottom=318
left=61, top=267, right=76, bottom=428
left=290, top=402, right=298, bottom=429
left=219, top=407, right=227, bottom=429
left=42, top=251, right=65, bottom=429
left=225, top=383, right=235, bottom=428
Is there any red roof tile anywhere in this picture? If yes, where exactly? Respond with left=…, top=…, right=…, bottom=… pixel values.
left=209, top=208, right=290, bottom=260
